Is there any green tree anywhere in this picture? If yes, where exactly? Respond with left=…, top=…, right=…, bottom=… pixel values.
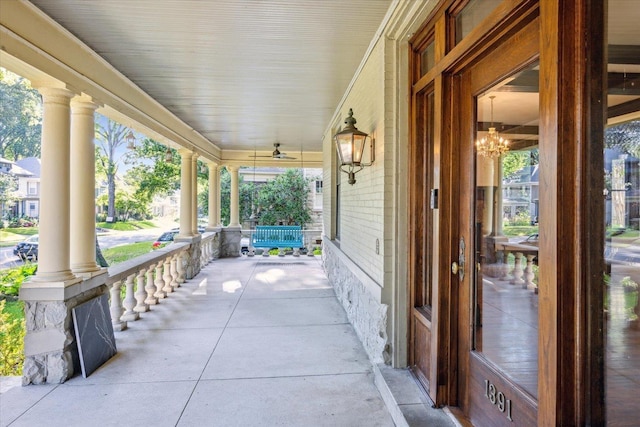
left=256, top=169, right=312, bottom=227
left=125, top=138, right=181, bottom=204
left=502, top=150, right=533, bottom=180
left=200, top=167, right=253, bottom=226
left=0, top=173, right=19, bottom=218
left=0, top=68, right=42, bottom=160
left=605, top=120, right=640, bottom=158
left=95, top=117, right=132, bottom=222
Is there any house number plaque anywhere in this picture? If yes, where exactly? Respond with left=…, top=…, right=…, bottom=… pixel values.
left=484, top=380, right=513, bottom=422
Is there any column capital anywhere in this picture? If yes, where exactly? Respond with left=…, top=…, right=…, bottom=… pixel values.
left=70, top=94, right=102, bottom=110
left=178, top=147, right=194, bottom=158
left=35, top=86, right=76, bottom=104
left=226, top=164, right=240, bottom=172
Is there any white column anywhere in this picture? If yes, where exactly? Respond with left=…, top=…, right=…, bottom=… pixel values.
left=178, top=149, right=193, bottom=238
left=227, top=165, right=241, bottom=227
left=207, top=162, right=220, bottom=229
left=70, top=95, right=101, bottom=275
left=32, top=86, right=76, bottom=283
left=191, top=154, right=199, bottom=235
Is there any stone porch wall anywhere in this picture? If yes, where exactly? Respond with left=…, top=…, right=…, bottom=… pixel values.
left=323, top=240, right=389, bottom=364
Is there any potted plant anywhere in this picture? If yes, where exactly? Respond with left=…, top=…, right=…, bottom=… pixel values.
left=620, top=276, right=639, bottom=321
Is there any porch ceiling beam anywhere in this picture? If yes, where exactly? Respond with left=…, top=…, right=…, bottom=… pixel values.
left=607, top=98, right=640, bottom=120
left=495, top=68, right=640, bottom=95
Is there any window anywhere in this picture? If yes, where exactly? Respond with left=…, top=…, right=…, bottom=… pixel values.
left=315, top=180, right=323, bottom=194
left=451, top=0, right=503, bottom=46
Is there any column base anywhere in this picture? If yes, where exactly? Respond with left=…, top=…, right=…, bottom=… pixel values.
left=21, top=282, right=110, bottom=385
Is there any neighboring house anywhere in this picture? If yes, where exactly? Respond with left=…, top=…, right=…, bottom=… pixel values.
left=151, top=191, right=179, bottom=220
left=502, top=164, right=540, bottom=223
left=15, top=157, right=41, bottom=218
left=0, top=156, right=41, bottom=219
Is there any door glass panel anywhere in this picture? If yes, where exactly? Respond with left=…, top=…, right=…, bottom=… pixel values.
left=453, top=0, right=503, bottom=45
left=606, top=1, right=640, bottom=424
left=420, top=41, right=436, bottom=77
left=473, top=62, right=540, bottom=398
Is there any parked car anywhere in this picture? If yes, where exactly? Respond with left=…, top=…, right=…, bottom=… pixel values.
left=522, top=233, right=539, bottom=246
left=152, top=229, right=179, bottom=248
left=13, top=235, right=39, bottom=261
left=152, top=226, right=208, bottom=248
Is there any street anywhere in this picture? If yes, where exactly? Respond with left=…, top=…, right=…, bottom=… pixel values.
left=0, top=227, right=164, bottom=271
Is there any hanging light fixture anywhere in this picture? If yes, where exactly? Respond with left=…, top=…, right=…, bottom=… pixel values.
left=165, top=147, right=173, bottom=162
left=334, top=108, right=375, bottom=185
left=476, top=96, right=509, bottom=158
left=125, top=131, right=136, bottom=150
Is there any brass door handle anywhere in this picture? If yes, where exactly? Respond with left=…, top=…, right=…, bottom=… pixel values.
left=452, top=262, right=459, bottom=275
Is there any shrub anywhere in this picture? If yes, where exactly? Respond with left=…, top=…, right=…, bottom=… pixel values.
left=0, top=300, right=25, bottom=376
left=0, top=264, right=37, bottom=299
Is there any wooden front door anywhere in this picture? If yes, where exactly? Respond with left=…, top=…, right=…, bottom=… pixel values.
left=454, top=18, right=541, bottom=426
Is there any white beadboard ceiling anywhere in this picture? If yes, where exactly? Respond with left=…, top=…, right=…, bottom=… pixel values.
left=26, top=0, right=394, bottom=156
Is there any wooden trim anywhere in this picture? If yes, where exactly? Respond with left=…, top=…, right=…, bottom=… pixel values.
left=539, top=0, right=606, bottom=425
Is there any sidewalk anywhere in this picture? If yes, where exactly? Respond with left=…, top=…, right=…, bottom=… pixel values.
left=2, top=256, right=398, bottom=426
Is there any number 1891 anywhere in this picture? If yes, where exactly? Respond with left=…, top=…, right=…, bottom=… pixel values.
left=484, top=379, right=513, bottom=422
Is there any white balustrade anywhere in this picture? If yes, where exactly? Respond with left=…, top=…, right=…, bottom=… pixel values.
left=102, top=233, right=216, bottom=334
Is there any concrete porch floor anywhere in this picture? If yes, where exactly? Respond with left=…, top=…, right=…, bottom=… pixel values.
left=1, top=256, right=456, bottom=427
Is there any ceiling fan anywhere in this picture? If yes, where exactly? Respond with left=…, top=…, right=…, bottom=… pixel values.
left=250, top=142, right=296, bottom=160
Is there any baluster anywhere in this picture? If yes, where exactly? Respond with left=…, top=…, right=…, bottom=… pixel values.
left=510, top=252, right=525, bottom=286
left=154, top=263, right=166, bottom=299
left=171, top=254, right=180, bottom=289
left=177, top=252, right=187, bottom=283
left=524, top=254, right=536, bottom=291
left=293, top=247, right=300, bottom=257
left=121, top=274, right=139, bottom=321
left=501, top=250, right=512, bottom=280
left=134, top=269, right=149, bottom=313
left=163, top=257, right=173, bottom=294
left=110, top=279, right=127, bottom=331
left=145, top=263, right=158, bottom=305
left=208, top=237, right=214, bottom=262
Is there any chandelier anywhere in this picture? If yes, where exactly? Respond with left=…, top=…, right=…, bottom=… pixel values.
left=476, top=96, right=509, bottom=158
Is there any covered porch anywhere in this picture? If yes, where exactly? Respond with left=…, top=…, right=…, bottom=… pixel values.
left=1, top=256, right=455, bottom=427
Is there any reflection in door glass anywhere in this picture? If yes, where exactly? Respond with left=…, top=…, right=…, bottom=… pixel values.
left=473, top=63, right=539, bottom=399
left=606, top=1, right=640, bottom=424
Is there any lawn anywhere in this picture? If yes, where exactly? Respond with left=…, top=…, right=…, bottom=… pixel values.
left=102, top=241, right=155, bottom=265
left=96, top=220, right=158, bottom=231
left=0, top=228, right=38, bottom=247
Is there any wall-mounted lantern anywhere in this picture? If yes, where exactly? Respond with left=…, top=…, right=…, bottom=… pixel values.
left=334, top=108, right=375, bottom=185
